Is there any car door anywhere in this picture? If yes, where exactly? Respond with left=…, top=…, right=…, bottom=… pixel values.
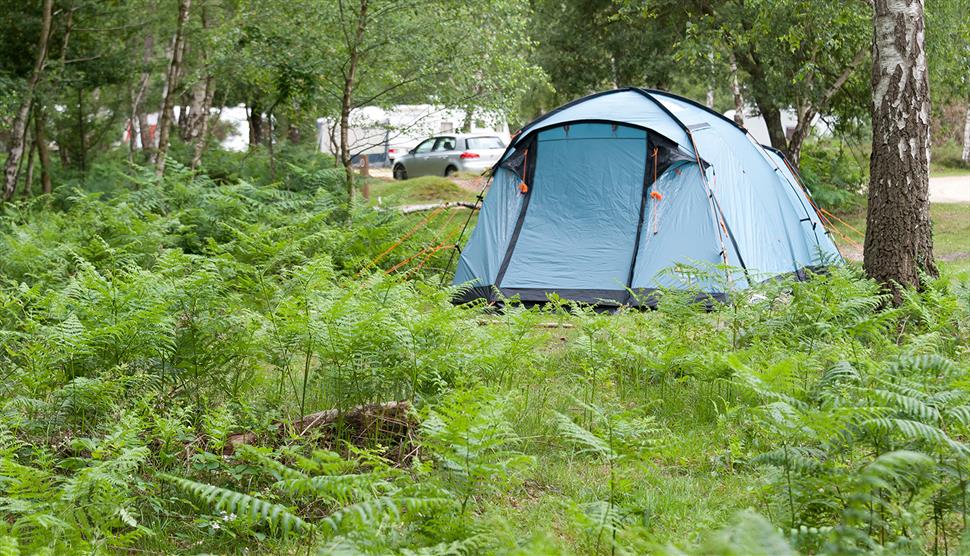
left=407, top=138, right=437, bottom=176
left=429, top=136, right=457, bottom=176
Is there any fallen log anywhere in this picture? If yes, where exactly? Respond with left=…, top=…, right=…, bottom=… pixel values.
left=398, top=201, right=479, bottom=214
left=225, top=400, right=411, bottom=454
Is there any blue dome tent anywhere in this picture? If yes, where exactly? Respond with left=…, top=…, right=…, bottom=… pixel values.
left=451, top=88, right=841, bottom=307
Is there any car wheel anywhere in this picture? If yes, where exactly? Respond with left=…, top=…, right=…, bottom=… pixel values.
left=444, top=165, right=458, bottom=177
left=393, top=164, right=408, bottom=181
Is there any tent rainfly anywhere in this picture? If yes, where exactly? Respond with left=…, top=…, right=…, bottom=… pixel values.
left=451, top=88, right=842, bottom=307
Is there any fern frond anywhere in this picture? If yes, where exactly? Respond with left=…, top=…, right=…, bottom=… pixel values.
left=235, top=445, right=308, bottom=482
left=854, top=450, right=934, bottom=494
left=553, top=412, right=613, bottom=458
left=863, top=418, right=968, bottom=455
left=866, top=387, right=941, bottom=422
left=751, top=446, right=825, bottom=474
left=398, top=535, right=489, bottom=556
left=275, top=474, right=375, bottom=505
left=944, top=405, right=970, bottom=427
left=160, top=474, right=309, bottom=535
left=0, top=535, right=19, bottom=556
left=319, top=494, right=451, bottom=536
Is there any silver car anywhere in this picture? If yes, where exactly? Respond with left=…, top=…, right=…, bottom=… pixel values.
left=392, top=134, right=506, bottom=180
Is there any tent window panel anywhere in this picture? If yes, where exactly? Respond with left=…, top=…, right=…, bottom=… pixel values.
left=631, top=162, right=725, bottom=291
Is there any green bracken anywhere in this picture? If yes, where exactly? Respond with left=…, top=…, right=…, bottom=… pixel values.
left=0, top=156, right=968, bottom=554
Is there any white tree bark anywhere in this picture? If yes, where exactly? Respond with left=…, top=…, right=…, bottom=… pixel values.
left=3, top=0, right=53, bottom=200
left=187, top=5, right=215, bottom=170
left=962, top=104, right=970, bottom=163
left=129, top=33, right=155, bottom=161
left=154, top=0, right=192, bottom=176
left=728, top=53, right=744, bottom=127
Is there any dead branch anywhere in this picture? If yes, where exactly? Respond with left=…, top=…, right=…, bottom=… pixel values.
left=397, top=201, right=479, bottom=214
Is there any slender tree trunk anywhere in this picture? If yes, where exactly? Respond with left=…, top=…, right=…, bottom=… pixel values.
left=156, top=36, right=175, bottom=142
left=461, top=106, right=474, bottom=133
left=737, top=49, right=787, bottom=150
left=340, top=0, right=369, bottom=204
left=787, top=106, right=816, bottom=167
left=962, top=103, right=970, bottom=163
left=864, top=0, right=936, bottom=299
left=178, top=97, right=191, bottom=141
left=267, top=112, right=276, bottom=180
left=34, top=105, right=52, bottom=194
left=155, top=0, right=192, bottom=176
left=22, top=138, right=35, bottom=198
left=185, top=86, right=208, bottom=147
left=190, top=76, right=215, bottom=169
left=3, top=0, right=53, bottom=201
left=189, top=5, right=215, bottom=170
left=287, top=123, right=301, bottom=144
left=729, top=54, right=745, bottom=127
left=131, top=27, right=154, bottom=156
left=136, top=32, right=156, bottom=158
left=460, top=81, right=483, bottom=133
left=247, top=103, right=263, bottom=147
left=127, top=82, right=138, bottom=162
left=756, top=98, right=787, bottom=152
left=787, top=48, right=868, bottom=167
left=76, top=88, right=86, bottom=174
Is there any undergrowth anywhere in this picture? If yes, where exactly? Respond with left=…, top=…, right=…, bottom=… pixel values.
left=0, top=158, right=968, bottom=554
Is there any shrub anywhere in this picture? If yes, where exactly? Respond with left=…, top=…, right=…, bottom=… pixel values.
left=799, top=140, right=867, bottom=210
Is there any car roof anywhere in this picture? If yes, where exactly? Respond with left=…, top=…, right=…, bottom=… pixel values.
left=431, top=133, right=502, bottom=139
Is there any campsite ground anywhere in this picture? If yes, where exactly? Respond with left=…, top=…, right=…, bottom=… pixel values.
left=830, top=203, right=970, bottom=276
left=373, top=171, right=970, bottom=277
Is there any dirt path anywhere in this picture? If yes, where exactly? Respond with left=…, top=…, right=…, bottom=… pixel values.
left=930, top=174, right=970, bottom=203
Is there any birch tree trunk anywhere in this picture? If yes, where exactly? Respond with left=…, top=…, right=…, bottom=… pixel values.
left=340, top=0, right=369, bottom=205
left=3, top=0, right=53, bottom=201
left=962, top=104, right=970, bottom=163
left=729, top=54, right=745, bottom=127
left=34, top=106, right=52, bottom=194
left=154, top=0, right=192, bottom=176
left=190, top=76, right=215, bottom=169
left=864, top=0, right=936, bottom=299
left=189, top=5, right=215, bottom=170
left=129, top=33, right=155, bottom=161
left=22, top=132, right=35, bottom=198
left=185, top=83, right=209, bottom=149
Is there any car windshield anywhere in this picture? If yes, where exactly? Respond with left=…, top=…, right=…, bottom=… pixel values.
left=465, top=137, right=505, bottom=150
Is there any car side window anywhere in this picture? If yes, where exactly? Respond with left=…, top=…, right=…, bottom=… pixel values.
left=414, top=138, right=435, bottom=153
left=433, top=137, right=456, bottom=151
